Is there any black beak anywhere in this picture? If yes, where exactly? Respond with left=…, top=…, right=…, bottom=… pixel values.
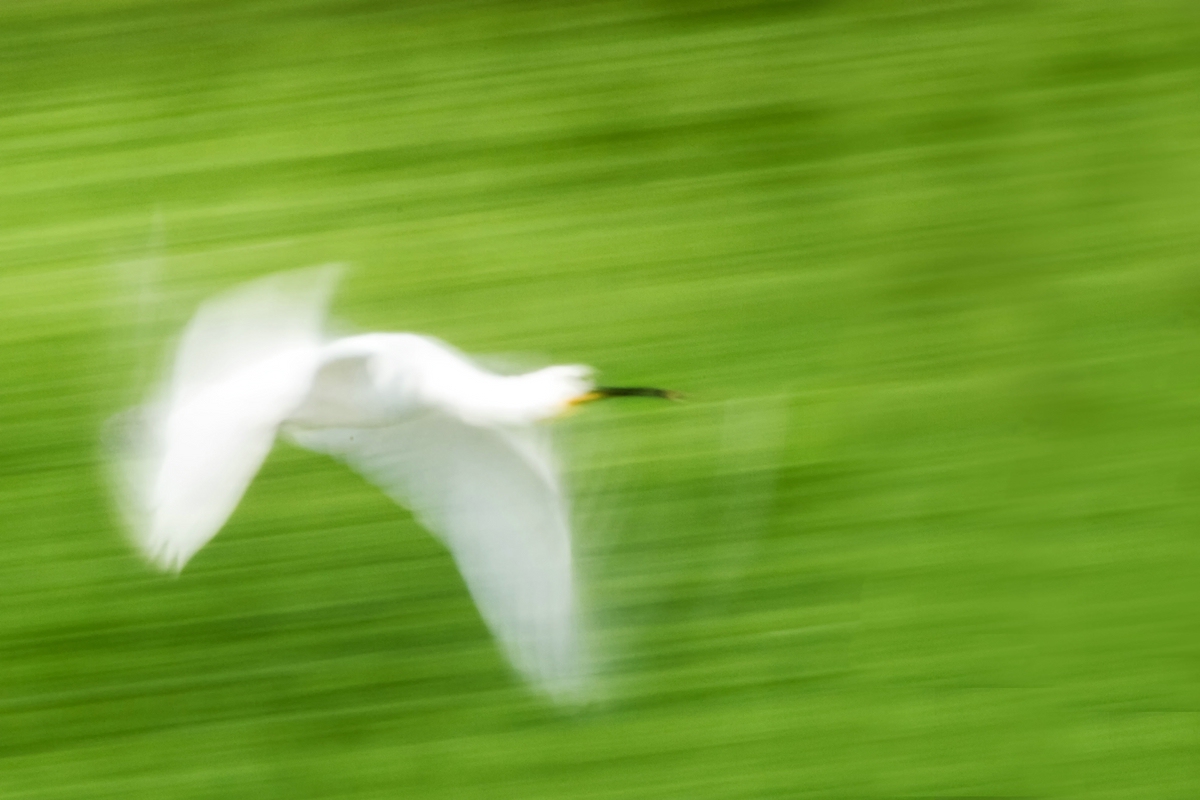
left=581, top=386, right=684, bottom=402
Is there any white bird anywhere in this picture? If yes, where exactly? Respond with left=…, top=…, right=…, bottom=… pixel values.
left=106, top=265, right=676, bottom=699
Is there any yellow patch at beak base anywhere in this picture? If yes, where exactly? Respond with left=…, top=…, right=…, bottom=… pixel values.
left=567, top=391, right=605, bottom=406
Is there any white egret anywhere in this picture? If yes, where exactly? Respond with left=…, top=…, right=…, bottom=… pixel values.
left=106, top=265, right=676, bottom=698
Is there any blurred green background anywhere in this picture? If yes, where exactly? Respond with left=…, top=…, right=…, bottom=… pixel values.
left=3, top=1, right=1199, bottom=797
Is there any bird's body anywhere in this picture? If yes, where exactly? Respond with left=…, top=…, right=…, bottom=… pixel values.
left=108, top=266, right=672, bottom=699
left=289, top=333, right=594, bottom=428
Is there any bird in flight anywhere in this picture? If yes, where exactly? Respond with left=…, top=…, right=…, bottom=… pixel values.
left=106, top=265, right=677, bottom=699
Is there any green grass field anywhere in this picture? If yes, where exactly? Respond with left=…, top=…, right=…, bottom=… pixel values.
left=3, top=1, right=1199, bottom=797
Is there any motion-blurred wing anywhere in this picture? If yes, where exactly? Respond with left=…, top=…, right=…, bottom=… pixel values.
left=170, top=265, right=341, bottom=403
left=287, top=414, right=584, bottom=697
left=108, top=267, right=341, bottom=571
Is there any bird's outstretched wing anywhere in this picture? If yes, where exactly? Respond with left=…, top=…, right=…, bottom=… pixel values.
left=169, top=265, right=342, bottom=403
left=107, top=266, right=341, bottom=571
left=286, top=412, right=585, bottom=698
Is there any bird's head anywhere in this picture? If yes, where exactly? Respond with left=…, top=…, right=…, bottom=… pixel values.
left=521, top=364, right=596, bottom=420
